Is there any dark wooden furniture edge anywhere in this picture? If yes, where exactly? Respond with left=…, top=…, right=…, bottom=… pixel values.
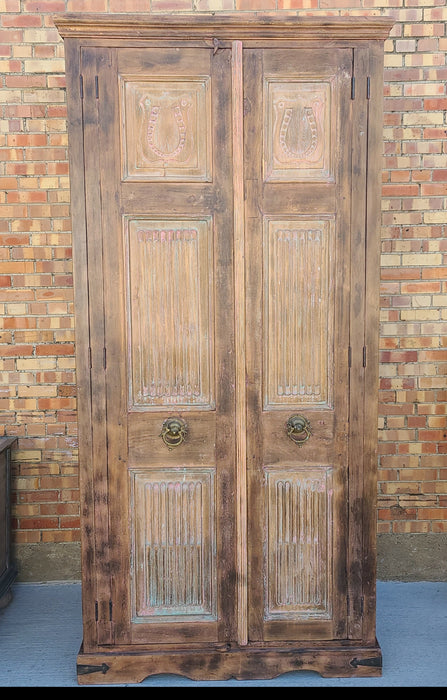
left=77, top=641, right=382, bottom=683
left=53, top=13, right=394, bottom=41
left=0, top=437, right=18, bottom=607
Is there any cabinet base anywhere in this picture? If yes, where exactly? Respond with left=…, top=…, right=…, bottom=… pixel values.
left=77, top=640, right=382, bottom=684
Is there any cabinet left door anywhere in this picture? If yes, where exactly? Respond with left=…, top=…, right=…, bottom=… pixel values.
left=78, top=46, right=237, bottom=649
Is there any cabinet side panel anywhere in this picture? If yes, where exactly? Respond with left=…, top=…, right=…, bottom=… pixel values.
left=363, top=42, right=386, bottom=642
left=66, top=39, right=98, bottom=649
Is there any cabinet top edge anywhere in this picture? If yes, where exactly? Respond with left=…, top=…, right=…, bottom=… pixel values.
left=53, top=13, right=394, bottom=41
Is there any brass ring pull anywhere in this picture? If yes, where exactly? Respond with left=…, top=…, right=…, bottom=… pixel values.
left=286, top=415, right=312, bottom=446
left=160, top=417, right=188, bottom=450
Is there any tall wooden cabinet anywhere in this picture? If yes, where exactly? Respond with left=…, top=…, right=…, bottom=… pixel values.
left=55, top=13, right=393, bottom=684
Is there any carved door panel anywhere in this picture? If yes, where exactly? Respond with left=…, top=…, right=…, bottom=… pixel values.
left=81, top=45, right=236, bottom=646
left=244, top=48, right=355, bottom=642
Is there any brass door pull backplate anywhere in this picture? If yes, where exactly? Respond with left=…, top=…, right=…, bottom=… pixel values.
left=160, top=417, right=188, bottom=450
left=286, top=415, right=312, bottom=446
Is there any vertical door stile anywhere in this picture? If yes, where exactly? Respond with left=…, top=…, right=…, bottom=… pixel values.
left=97, top=47, right=131, bottom=644
left=67, top=39, right=96, bottom=651
left=363, top=41, right=386, bottom=643
left=348, top=47, right=369, bottom=641
left=80, top=47, right=113, bottom=647
left=232, top=40, right=248, bottom=647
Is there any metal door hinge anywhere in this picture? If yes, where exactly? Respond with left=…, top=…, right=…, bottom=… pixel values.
left=88, top=346, right=92, bottom=369
left=79, top=74, right=99, bottom=99
left=77, top=663, right=110, bottom=676
left=95, top=600, right=113, bottom=621
left=363, top=346, right=367, bottom=368
left=350, top=655, right=382, bottom=669
left=213, top=37, right=223, bottom=54
left=103, top=347, right=107, bottom=370
left=348, top=346, right=352, bottom=368
left=347, top=594, right=365, bottom=614
left=351, top=76, right=371, bottom=100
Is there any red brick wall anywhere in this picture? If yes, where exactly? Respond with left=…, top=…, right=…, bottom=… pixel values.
left=0, top=1, right=446, bottom=552
left=379, top=4, right=447, bottom=535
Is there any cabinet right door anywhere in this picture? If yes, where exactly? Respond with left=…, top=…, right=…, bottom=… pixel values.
left=244, top=46, right=365, bottom=643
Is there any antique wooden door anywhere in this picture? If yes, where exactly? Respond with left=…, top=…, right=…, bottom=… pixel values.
left=244, top=47, right=353, bottom=643
left=80, top=45, right=238, bottom=646
left=57, top=13, right=393, bottom=682
left=81, top=41, right=358, bottom=646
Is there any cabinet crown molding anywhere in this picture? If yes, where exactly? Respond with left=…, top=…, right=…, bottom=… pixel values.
left=54, top=13, right=394, bottom=42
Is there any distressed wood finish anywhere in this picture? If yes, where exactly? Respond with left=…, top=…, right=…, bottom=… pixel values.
left=0, top=438, right=17, bottom=609
left=126, top=219, right=214, bottom=408
left=263, top=218, right=335, bottom=407
left=232, top=39, right=248, bottom=648
left=56, top=12, right=393, bottom=684
left=131, top=468, right=216, bottom=622
left=245, top=45, right=352, bottom=645
left=121, top=76, right=212, bottom=181
left=265, top=467, right=333, bottom=621
left=265, top=79, right=333, bottom=182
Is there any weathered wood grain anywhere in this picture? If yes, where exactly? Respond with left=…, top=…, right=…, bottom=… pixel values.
left=59, top=13, right=392, bottom=684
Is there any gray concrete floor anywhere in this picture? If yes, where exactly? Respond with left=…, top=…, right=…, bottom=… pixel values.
left=0, top=580, right=446, bottom=687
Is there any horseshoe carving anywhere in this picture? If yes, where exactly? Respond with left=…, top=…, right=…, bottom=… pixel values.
left=275, top=99, right=323, bottom=163
left=279, top=105, right=318, bottom=159
left=140, top=97, right=189, bottom=161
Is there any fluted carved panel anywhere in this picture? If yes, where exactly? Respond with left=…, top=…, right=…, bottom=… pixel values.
left=264, top=218, right=334, bottom=408
left=126, top=218, right=214, bottom=409
left=265, top=467, right=333, bottom=620
left=121, top=78, right=211, bottom=181
left=131, top=468, right=216, bottom=621
left=265, top=79, right=333, bottom=182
